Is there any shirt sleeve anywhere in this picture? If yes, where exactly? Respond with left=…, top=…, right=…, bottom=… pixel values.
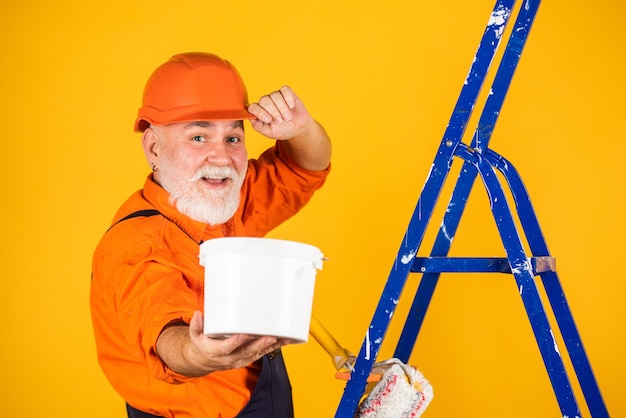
left=112, top=241, right=200, bottom=383
left=239, top=141, right=330, bottom=236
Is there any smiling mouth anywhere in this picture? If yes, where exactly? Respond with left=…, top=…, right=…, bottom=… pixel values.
left=201, top=177, right=229, bottom=186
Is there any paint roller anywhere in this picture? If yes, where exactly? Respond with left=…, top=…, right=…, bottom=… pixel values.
left=310, top=315, right=433, bottom=417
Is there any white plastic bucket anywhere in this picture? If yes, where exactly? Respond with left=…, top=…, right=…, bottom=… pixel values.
left=199, top=237, right=324, bottom=343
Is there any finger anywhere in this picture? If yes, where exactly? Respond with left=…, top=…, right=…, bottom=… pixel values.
left=247, top=102, right=273, bottom=124
left=278, top=86, right=297, bottom=109
left=242, top=336, right=282, bottom=357
left=267, top=90, right=293, bottom=122
left=256, top=94, right=285, bottom=123
left=190, top=313, right=247, bottom=356
left=247, top=87, right=298, bottom=124
left=277, top=338, right=295, bottom=347
left=222, top=334, right=258, bottom=349
left=189, top=310, right=204, bottom=338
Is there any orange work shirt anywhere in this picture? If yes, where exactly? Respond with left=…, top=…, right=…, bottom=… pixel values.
left=90, top=143, right=329, bottom=418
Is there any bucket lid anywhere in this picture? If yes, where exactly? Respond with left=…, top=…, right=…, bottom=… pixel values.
left=199, top=237, right=324, bottom=270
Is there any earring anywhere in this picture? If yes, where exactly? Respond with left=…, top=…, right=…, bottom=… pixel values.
left=151, top=162, right=157, bottom=172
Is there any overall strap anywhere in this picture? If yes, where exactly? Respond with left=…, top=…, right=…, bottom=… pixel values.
left=106, top=209, right=162, bottom=232
left=106, top=208, right=202, bottom=244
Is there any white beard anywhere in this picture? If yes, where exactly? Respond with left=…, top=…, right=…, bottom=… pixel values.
left=159, top=163, right=247, bottom=225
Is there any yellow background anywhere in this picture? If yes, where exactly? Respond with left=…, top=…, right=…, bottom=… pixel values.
left=1, top=0, right=624, bottom=416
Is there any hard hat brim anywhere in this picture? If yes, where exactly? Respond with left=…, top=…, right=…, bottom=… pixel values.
left=134, top=108, right=257, bottom=132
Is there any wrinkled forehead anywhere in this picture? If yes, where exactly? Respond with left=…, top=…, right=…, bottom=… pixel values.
left=182, top=120, right=244, bottom=130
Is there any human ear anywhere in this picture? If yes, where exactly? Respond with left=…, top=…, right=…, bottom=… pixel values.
left=141, top=128, right=160, bottom=168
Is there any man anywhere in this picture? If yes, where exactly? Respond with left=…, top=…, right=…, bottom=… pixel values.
left=90, top=52, right=331, bottom=418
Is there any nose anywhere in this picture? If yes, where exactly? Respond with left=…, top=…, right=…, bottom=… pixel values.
left=204, top=141, right=231, bottom=165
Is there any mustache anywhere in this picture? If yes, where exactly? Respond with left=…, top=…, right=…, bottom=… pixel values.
left=186, top=165, right=239, bottom=182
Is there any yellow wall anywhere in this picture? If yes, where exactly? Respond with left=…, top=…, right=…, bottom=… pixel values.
left=1, top=0, right=624, bottom=416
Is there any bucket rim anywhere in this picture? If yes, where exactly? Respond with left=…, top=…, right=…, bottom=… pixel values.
left=199, top=237, right=324, bottom=269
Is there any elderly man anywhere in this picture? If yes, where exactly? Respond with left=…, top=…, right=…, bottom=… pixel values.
left=91, top=52, right=331, bottom=418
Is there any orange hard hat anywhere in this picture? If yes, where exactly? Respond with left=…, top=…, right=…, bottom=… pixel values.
left=134, top=52, right=254, bottom=132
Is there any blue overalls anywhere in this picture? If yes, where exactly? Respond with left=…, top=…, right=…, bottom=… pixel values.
left=126, top=349, right=294, bottom=418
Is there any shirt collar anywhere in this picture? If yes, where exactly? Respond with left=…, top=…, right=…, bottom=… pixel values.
left=142, top=175, right=209, bottom=244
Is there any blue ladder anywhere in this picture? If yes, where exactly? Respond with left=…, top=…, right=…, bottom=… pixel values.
left=334, top=0, right=609, bottom=416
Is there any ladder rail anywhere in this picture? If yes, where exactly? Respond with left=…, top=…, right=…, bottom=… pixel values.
left=486, top=150, right=609, bottom=416
left=395, top=0, right=540, bottom=363
left=469, top=145, right=582, bottom=416
left=334, top=1, right=516, bottom=416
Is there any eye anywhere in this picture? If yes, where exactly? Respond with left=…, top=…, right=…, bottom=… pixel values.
left=226, top=136, right=241, bottom=143
left=191, top=135, right=205, bottom=142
